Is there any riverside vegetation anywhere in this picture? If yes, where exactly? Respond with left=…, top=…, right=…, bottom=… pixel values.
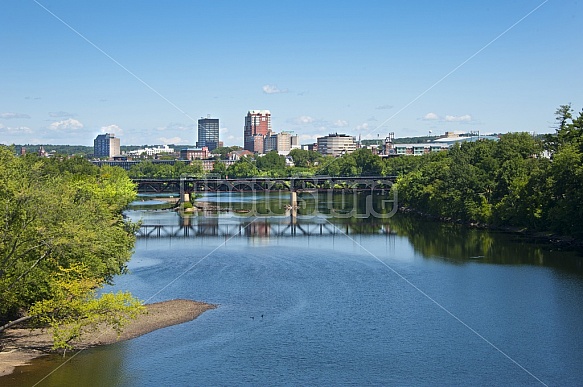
left=0, top=104, right=580, bottom=351
left=0, top=148, right=144, bottom=350
left=394, top=104, right=583, bottom=239
left=192, top=104, right=583, bottom=239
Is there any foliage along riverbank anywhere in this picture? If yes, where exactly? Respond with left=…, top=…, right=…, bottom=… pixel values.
left=0, top=148, right=144, bottom=350
left=393, top=105, right=583, bottom=241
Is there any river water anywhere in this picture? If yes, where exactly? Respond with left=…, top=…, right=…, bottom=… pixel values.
left=3, top=193, right=583, bottom=386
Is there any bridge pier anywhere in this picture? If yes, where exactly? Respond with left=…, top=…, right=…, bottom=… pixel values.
left=290, top=191, right=297, bottom=222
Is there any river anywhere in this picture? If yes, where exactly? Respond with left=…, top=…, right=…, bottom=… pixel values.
left=3, top=192, right=583, bottom=386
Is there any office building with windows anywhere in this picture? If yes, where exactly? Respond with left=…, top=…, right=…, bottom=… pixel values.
left=94, top=133, right=120, bottom=159
left=263, top=131, right=299, bottom=155
left=317, top=133, right=357, bottom=157
left=244, top=110, right=271, bottom=153
left=196, top=117, right=220, bottom=151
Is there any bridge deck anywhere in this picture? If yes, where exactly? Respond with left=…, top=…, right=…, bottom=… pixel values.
left=133, top=176, right=396, bottom=194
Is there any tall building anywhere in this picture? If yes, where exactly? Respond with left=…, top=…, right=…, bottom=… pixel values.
left=263, top=131, right=299, bottom=155
left=94, top=133, right=120, bottom=158
left=244, top=110, right=271, bottom=153
left=317, top=133, right=357, bottom=157
left=196, top=117, right=220, bottom=151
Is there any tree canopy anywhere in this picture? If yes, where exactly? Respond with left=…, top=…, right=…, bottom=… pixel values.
left=127, top=160, right=204, bottom=178
left=0, top=148, right=143, bottom=349
left=394, top=105, right=583, bottom=237
left=226, top=157, right=259, bottom=178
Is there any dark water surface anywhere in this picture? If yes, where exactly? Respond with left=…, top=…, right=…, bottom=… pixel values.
left=3, top=197, right=583, bottom=386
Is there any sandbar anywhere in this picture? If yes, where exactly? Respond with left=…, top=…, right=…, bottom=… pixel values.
left=0, top=299, right=216, bottom=377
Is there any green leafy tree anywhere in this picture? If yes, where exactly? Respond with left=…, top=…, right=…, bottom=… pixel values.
left=0, top=148, right=143, bottom=348
left=543, top=106, right=583, bottom=235
left=316, top=149, right=383, bottom=177
left=289, top=149, right=322, bottom=168
left=351, top=148, right=383, bottom=176
left=211, top=146, right=243, bottom=160
left=210, top=160, right=227, bottom=178
left=226, top=157, right=259, bottom=178
left=256, top=151, right=286, bottom=176
left=128, top=160, right=203, bottom=178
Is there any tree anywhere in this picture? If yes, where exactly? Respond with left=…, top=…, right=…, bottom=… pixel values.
left=211, top=146, right=243, bottom=160
left=316, top=149, right=383, bottom=177
left=289, top=149, right=322, bottom=168
left=256, top=151, right=286, bottom=175
left=351, top=148, right=383, bottom=175
left=210, top=160, right=227, bottom=178
left=543, top=106, right=583, bottom=235
left=128, top=160, right=203, bottom=178
left=0, top=148, right=143, bottom=348
left=226, top=157, right=259, bottom=178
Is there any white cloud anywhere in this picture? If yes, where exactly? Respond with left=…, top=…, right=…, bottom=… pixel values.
left=48, top=118, right=83, bottom=131
left=356, top=123, right=369, bottom=131
left=0, top=124, right=33, bottom=134
left=227, top=135, right=243, bottom=142
left=445, top=114, right=472, bottom=122
left=49, top=111, right=76, bottom=118
left=100, top=124, right=123, bottom=136
left=291, top=115, right=315, bottom=125
left=333, top=119, right=349, bottom=127
left=156, top=122, right=194, bottom=132
left=299, top=134, right=322, bottom=141
left=375, top=104, right=393, bottom=110
left=423, top=112, right=440, bottom=120
left=262, top=84, right=288, bottom=94
left=159, top=136, right=187, bottom=145
left=0, top=112, right=30, bottom=119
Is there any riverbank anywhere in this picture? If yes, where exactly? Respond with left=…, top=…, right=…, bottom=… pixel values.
left=0, top=299, right=216, bottom=377
left=398, top=206, right=583, bottom=249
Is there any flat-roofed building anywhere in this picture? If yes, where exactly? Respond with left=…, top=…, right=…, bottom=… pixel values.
left=94, top=133, right=120, bottom=159
left=196, top=117, right=220, bottom=151
left=317, top=133, right=357, bottom=157
left=180, top=147, right=210, bottom=160
left=263, top=131, right=299, bottom=155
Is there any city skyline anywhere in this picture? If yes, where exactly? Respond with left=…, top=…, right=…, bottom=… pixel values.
left=1, top=1, right=582, bottom=147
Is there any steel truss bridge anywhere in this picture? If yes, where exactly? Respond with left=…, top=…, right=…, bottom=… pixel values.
left=133, top=176, right=396, bottom=194
left=136, top=219, right=395, bottom=239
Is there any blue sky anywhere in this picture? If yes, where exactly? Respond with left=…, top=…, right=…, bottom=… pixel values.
left=1, top=0, right=581, bottom=146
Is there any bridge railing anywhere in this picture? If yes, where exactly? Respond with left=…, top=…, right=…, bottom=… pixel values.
left=133, top=176, right=397, bottom=194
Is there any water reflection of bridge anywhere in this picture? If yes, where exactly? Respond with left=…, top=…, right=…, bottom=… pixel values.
left=137, top=218, right=395, bottom=238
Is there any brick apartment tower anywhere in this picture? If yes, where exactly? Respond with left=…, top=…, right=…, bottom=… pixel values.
left=244, top=110, right=271, bottom=153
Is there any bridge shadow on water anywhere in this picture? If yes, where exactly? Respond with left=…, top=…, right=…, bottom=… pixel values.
left=137, top=215, right=396, bottom=239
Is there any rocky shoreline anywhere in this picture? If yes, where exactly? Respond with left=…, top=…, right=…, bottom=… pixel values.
left=0, top=299, right=216, bottom=377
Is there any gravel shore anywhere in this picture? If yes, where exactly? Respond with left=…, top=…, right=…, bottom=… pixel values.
left=0, top=299, right=216, bottom=377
